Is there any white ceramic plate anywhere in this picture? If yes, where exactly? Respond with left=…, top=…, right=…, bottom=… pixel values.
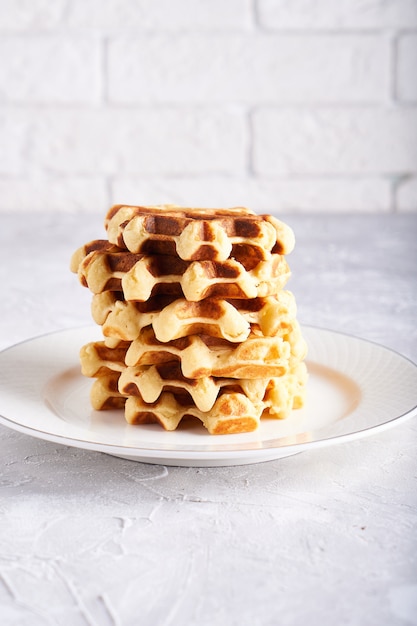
left=0, top=326, right=416, bottom=467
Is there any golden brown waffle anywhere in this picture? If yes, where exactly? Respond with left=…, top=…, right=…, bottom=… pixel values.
left=91, top=291, right=298, bottom=343
left=70, top=240, right=118, bottom=274
left=105, top=204, right=295, bottom=261
left=76, top=245, right=291, bottom=301
left=124, top=391, right=261, bottom=434
left=80, top=324, right=305, bottom=382
left=124, top=324, right=306, bottom=377
left=90, top=372, right=125, bottom=410
left=80, top=341, right=129, bottom=377
left=263, top=362, right=308, bottom=418
left=89, top=362, right=307, bottom=434
left=118, top=361, right=306, bottom=413
left=80, top=334, right=287, bottom=380
left=90, top=291, right=174, bottom=326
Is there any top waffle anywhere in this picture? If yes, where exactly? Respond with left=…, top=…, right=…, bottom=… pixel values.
left=105, top=204, right=295, bottom=261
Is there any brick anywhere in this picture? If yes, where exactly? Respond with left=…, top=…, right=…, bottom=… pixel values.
left=108, top=34, right=388, bottom=104
left=258, top=0, right=417, bottom=30
left=0, top=177, right=108, bottom=212
left=29, top=108, right=247, bottom=175
left=111, top=176, right=391, bottom=213
left=396, top=34, right=417, bottom=102
left=0, top=0, right=66, bottom=31
left=0, top=111, right=28, bottom=175
left=67, top=0, right=252, bottom=30
left=253, top=108, right=417, bottom=175
left=396, top=177, right=417, bottom=212
left=0, top=37, right=101, bottom=104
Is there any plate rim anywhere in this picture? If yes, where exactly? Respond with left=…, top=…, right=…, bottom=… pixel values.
left=0, top=324, right=416, bottom=463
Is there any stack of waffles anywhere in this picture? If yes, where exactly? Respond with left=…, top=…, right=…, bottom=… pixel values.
left=70, top=205, right=307, bottom=434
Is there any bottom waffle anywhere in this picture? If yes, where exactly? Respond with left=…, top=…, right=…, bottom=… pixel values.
left=89, top=362, right=307, bottom=435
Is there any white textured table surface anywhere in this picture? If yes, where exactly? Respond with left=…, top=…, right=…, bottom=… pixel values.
left=0, top=213, right=416, bottom=626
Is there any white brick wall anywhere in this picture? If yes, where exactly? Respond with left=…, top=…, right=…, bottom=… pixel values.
left=0, top=0, right=416, bottom=213
left=396, top=33, right=417, bottom=101
left=107, top=34, right=389, bottom=104
left=29, top=107, right=247, bottom=175
left=0, top=38, right=102, bottom=104
left=253, top=108, right=417, bottom=174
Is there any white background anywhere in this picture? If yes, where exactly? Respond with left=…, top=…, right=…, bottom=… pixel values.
left=1, top=0, right=417, bottom=213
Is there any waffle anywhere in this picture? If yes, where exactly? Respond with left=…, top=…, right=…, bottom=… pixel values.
left=70, top=239, right=118, bottom=274
left=125, top=390, right=261, bottom=434
left=76, top=245, right=291, bottom=301
left=80, top=317, right=306, bottom=383
left=72, top=203, right=307, bottom=435
left=91, top=291, right=298, bottom=343
left=90, top=372, right=126, bottom=410
left=91, top=291, right=174, bottom=326
left=80, top=341, right=129, bottom=377
left=90, top=362, right=307, bottom=434
left=124, top=324, right=307, bottom=377
left=118, top=361, right=306, bottom=413
left=105, top=204, right=295, bottom=261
